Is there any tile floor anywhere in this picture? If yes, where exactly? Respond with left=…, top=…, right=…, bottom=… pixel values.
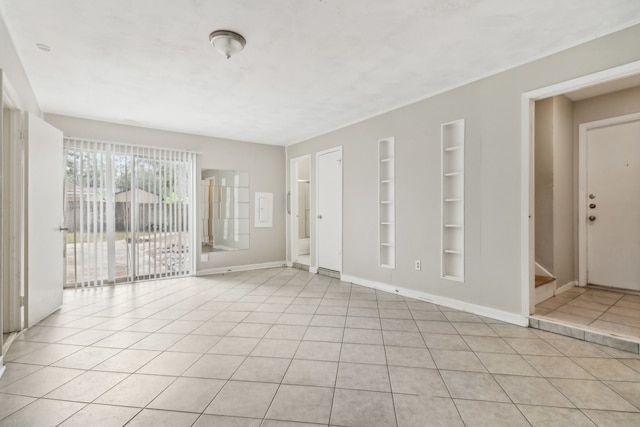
left=1, top=268, right=640, bottom=426
left=536, top=286, right=640, bottom=340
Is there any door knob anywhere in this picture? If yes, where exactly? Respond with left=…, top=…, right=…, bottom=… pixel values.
left=589, top=203, right=596, bottom=209
left=588, top=215, right=596, bottom=221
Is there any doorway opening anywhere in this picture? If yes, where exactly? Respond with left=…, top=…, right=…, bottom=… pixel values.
left=290, top=155, right=311, bottom=269
left=524, top=61, right=640, bottom=345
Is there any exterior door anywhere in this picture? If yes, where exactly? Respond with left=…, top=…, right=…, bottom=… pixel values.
left=317, top=148, right=342, bottom=272
left=586, top=118, right=640, bottom=290
left=25, top=113, right=65, bottom=326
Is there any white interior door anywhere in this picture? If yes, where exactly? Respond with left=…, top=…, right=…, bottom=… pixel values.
left=586, top=118, right=640, bottom=290
left=317, top=148, right=342, bottom=272
left=26, top=113, right=64, bottom=326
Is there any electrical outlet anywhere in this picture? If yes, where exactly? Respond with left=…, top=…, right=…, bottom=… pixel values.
left=414, top=260, right=421, bottom=270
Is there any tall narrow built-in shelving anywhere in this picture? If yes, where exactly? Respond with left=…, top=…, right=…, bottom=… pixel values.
left=441, top=120, right=465, bottom=281
left=379, top=137, right=395, bottom=268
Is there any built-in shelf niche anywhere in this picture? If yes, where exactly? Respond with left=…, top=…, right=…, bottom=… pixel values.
left=379, top=137, right=395, bottom=268
left=441, top=120, right=465, bottom=281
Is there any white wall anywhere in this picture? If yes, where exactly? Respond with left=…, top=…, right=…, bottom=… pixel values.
left=44, top=114, right=286, bottom=273
left=286, top=24, right=640, bottom=318
left=0, top=15, right=39, bottom=115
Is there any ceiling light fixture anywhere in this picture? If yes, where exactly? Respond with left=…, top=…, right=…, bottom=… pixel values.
left=209, top=30, right=246, bottom=59
left=36, top=43, right=51, bottom=52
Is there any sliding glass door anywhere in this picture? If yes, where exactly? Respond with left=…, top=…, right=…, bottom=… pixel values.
left=64, top=139, right=195, bottom=286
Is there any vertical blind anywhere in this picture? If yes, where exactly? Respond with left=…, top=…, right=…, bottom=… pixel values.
left=64, top=138, right=196, bottom=287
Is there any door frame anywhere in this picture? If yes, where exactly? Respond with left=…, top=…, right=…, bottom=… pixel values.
left=289, top=154, right=310, bottom=266
left=315, top=146, right=343, bottom=274
left=2, top=74, right=26, bottom=335
left=577, top=112, right=640, bottom=287
left=520, top=59, right=640, bottom=316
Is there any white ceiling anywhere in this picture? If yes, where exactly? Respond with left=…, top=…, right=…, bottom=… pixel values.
left=2, top=0, right=640, bottom=146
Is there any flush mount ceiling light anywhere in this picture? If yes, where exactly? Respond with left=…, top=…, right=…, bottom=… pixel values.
left=209, top=30, right=246, bottom=59
left=36, top=43, right=51, bottom=52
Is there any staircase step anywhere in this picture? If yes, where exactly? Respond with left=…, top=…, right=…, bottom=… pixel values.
left=535, top=275, right=555, bottom=288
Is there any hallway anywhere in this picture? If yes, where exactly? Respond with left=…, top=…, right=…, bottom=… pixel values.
left=1, top=268, right=640, bottom=426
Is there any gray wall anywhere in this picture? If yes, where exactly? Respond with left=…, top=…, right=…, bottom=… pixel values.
left=553, top=95, right=574, bottom=289
left=573, top=85, right=640, bottom=127
left=286, top=24, right=640, bottom=316
left=534, top=95, right=574, bottom=287
left=534, top=98, right=554, bottom=273
left=44, top=114, right=286, bottom=272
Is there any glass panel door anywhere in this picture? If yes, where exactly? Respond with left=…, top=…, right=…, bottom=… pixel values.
left=64, top=139, right=194, bottom=287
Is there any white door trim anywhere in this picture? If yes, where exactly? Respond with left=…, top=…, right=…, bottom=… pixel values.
left=577, top=112, right=640, bottom=287
left=315, top=146, right=343, bottom=273
left=520, top=59, right=640, bottom=316
left=2, top=73, right=26, bottom=335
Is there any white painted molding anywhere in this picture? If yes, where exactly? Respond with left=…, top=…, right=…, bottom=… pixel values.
left=341, top=274, right=529, bottom=327
left=309, top=266, right=318, bottom=274
left=523, top=60, right=640, bottom=100
left=1, top=73, right=24, bottom=110
left=196, top=261, right=286, bottom=276
left=521, top=94, right=535, bottom=318
left=286, top=261, right=293, bottom=267
left=0, top=359, right=5, bottom=381
left=555, top=281, right=577, bottom=295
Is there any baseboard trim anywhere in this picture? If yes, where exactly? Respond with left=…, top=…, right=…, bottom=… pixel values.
left=0, top=356, right=5, bottom=381
left=309, top=267, right=318, bottom=274
left=286, top=261, right=293, bottom=267
left=196, top=261, right=287, bottom=276
left=341, top=274, right=529, bottom=327
left=555, top=281, right=577, bottom=295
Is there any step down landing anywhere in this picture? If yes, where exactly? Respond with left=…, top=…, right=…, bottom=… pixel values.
left=535, top=275, right=555, bottom=288
left=534, top=275, right=556, bottom=305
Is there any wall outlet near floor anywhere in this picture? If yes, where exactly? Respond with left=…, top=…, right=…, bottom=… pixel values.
left=414, top=260, right=421, bottom=270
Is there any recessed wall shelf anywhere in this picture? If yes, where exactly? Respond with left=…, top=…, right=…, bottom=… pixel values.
left=441, top=119, right=465, bottom=281
left=379, top=137, right=395, bottom=269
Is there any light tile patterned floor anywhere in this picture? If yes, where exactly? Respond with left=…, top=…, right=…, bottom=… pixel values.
left=536, top=286, right=640, bottom=339
left=1, top=268, right=639, bottom=426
